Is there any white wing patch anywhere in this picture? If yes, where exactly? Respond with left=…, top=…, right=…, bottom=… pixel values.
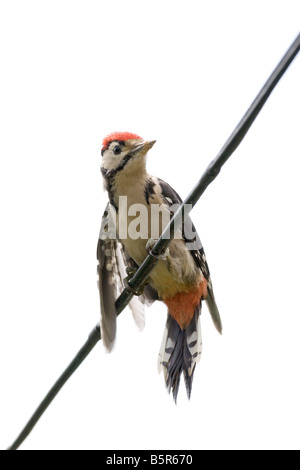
left=98, top=203, right=147, bottom=352
left=115, top=241, right=145, bottom=331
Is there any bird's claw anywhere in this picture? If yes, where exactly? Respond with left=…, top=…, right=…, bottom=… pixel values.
left=124, top=267, right=145, bottom=296
left=126, top=266, right=138, bottom=277
left=146, top=238, right=170, bottom=261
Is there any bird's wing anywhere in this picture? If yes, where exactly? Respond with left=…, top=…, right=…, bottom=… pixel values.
left=97, top=204, right=157, bottom=351
left=157, top=178, right=222, bottom=334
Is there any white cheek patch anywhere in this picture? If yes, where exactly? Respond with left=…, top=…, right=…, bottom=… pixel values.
left=102, top=150, right=125, bottom=171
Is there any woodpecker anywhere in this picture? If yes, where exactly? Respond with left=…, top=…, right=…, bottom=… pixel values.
left=97, top=131, right=222, bottom=401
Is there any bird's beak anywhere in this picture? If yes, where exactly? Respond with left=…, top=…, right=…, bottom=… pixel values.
left=130, top=140, right=156, bottom=156
left=143, top=140, right=156, bottom=152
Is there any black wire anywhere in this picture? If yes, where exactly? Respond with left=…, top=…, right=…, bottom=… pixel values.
left=7, top=32, right=300, bottom=450
left=7, top=325, right=101, bottom=451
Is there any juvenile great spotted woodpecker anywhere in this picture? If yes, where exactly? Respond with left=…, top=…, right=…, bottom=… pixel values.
left=97, top=131, right=222, bottom=401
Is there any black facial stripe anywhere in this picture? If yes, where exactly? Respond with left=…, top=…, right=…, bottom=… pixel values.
left=115, top=153, right=132, bottom=172
left=101, top=167, right=118, bottom=211
left=144, top=178, right=156, bottom=205
left=101, top=153, right=133, bottom=211
left=101, top=154, right=132, bottom=181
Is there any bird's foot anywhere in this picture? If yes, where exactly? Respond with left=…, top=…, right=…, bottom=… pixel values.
left=124, top=266, right=145, bottom=296
left=146, top=238, right=170, bottom=261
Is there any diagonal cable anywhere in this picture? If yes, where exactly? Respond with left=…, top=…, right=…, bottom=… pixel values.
left=7, top=32, right=300, bottom=451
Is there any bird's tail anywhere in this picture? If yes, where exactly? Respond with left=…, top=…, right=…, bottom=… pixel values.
left=158, top=305, right=202, bottom=402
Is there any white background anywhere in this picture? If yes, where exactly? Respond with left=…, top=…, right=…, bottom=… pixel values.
left=0, top=0, right=299, bottom=451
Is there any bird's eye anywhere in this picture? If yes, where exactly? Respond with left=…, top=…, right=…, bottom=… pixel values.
left=113, top=145, right=122, bottom=155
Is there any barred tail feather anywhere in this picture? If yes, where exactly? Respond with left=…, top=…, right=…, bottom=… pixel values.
left=158, top=305, right=202, bottom=401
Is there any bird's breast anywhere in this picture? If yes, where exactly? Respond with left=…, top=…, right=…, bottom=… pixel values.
left=113, top=177, right=200, bottom=298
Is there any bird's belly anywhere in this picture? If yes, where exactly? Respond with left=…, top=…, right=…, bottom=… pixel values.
left=150, top=252, right=202, bottom=298
left=150, top=261, right=193, bottom=298
left=121, top=235, right=201, bottom=299
left=115, top=196, right=200, bottom=298
left=120, top=236, right=148, bottom=266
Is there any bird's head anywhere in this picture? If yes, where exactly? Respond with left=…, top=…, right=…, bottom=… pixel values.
left=101, top=131, right=156, bottom=176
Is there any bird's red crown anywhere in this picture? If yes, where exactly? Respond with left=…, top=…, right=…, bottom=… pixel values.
left=102, top=132, right=143, bottom=151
